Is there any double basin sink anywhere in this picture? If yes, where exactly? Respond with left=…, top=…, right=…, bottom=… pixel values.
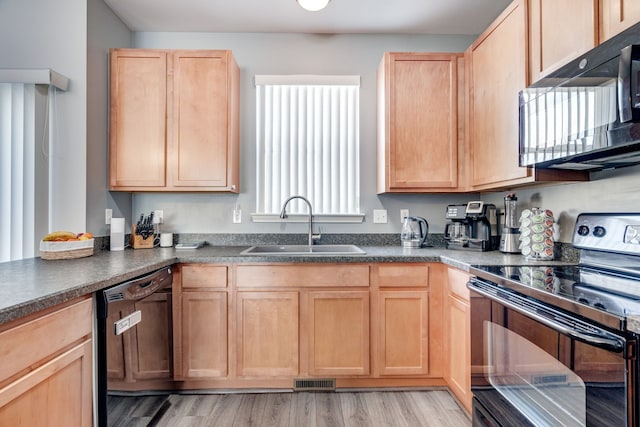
left=241, top=244, right=366, bottom=256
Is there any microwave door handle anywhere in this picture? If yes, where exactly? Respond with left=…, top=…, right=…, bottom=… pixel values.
left=468, top=279, right=625, bottom=353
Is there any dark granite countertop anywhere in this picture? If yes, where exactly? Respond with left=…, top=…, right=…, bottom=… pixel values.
left=0, top=242, right=575, bottom=325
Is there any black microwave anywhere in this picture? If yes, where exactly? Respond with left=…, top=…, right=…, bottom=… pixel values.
left=519, top=22, right=640, bottom=171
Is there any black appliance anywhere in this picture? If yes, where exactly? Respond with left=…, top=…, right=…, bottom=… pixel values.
left=519, top=22, right=640, bottom=171
left=468, top=213, right=640, bottom=426
left=96, top=267, right=173, bottom=427
left=445, top=201, right=500, bottom=251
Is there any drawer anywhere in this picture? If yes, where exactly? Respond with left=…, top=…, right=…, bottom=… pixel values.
left=180, top=264, right=228, bottom=289
left=372, top=263, right=430, bottom=287
left=0, top=297, right=92, bottom=386
left=235, top=264, right=370, bottom=288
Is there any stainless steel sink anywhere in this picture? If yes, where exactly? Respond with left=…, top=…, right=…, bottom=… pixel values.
left=240, top=244, right=366, bottom=256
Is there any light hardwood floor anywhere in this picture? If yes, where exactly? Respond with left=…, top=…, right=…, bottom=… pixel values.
left=108, top=390, right=471, bottom=427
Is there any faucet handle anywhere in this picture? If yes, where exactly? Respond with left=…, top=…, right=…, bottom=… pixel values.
left=312, top=226, right=322, bottom=242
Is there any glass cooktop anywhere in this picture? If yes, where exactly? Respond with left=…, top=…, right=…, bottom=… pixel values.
left=470, top=264, right=640, bottom=319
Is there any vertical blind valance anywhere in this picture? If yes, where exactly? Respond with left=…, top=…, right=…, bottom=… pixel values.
left=255, top=76, right=360, bottom=215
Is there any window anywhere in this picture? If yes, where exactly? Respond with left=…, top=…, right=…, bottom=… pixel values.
left=0, top=70, right=67, bottom=262
left=254, top=75, right=361, bottom=220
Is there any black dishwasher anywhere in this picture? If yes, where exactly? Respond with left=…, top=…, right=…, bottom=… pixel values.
left=96, top=266, right=173, bottom=427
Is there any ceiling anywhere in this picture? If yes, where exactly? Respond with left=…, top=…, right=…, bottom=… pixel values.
left=103, top=0, right=513, bottom=35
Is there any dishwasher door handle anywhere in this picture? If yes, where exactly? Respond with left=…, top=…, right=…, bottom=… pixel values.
left=102, top=266, right=173, bottom=305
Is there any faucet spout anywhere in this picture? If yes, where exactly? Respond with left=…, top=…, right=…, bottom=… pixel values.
left=280, top=195, right=320, bottom=246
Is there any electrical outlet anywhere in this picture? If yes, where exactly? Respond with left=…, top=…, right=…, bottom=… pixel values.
left=373, top=209, right=388, bottom=224
left=105, top=209, right=112, bottom=225
left=233, top=206, right=242, bottom=224
left=400, top=209, right=409, bottom=223
left=153, top=210, right=163, bottom=224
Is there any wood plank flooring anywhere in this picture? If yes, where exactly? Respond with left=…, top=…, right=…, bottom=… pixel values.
left=108, top=390, right=471, bottom=427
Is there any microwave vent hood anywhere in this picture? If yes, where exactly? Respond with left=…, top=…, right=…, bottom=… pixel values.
left=519, top=22, right=640, bottom=171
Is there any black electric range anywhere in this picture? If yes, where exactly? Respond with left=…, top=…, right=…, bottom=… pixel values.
left=470, top=212, right=640, bottom=333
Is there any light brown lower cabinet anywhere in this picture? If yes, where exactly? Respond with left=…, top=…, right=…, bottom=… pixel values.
left=178, top=291, right=228, bottom=378
left=308, top=291, right=370, bottom=376
left=0, top=297, right=93, bottom=426
left=236, top=291, right=299, bottom=377
left=174, top=264, right=229, bottom=380
left=377, top=290, right=429, bottom=376
left=447, top=268, right=472, bottom=413
left=173, top=262, right=446, bottom=389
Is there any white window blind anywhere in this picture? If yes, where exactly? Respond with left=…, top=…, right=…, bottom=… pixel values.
left=255, top=75, right=360, bottom=216
left=0, top=75, right=65, bottom=263
left=0, top=83, right=37, bottom=262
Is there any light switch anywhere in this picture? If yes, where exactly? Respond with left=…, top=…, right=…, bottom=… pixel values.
left=373, top=209, right=388, bottom=224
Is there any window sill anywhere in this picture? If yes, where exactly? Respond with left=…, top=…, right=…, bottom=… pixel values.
left=250, top=213, right=365, bottom=224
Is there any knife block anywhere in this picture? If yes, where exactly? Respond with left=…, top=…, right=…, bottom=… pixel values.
left=131, top=225, right=155, bottom=249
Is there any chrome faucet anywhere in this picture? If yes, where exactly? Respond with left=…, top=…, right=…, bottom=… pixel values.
left=279, top=195, right=321, bottom=246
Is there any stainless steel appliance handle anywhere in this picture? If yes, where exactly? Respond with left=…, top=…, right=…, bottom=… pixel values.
left=468, top=278, right=625, bottom=353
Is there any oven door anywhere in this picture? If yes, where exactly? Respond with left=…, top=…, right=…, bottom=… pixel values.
left=468, top=278, right=636, bottom=427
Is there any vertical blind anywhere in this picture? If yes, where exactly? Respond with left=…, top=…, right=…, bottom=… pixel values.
left=0, top=83, right=36, bottom=262
left=255, top=75, right=360, bottom=215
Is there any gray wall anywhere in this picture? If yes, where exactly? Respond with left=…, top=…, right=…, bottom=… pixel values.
left=483, top=165, right=640, bottom=243
left=131, top=32, right=477, bottom=236
left=87, top=0, right=133, bottom=236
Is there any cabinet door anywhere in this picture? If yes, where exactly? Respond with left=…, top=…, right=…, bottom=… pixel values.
left=378, top=290, right=429, bottom=376
left=528, top=0, right=597, bottom=83
left=378, top=53, right=460, bottom=192
left=109, top=49, right=167, bottom=189
left=179, top=291, right=228, bottom=378
left=308, top=291, right=370, bottom=376
left=236, top=291, right=299, bottom=377
left=447, top=268, right=472, bottom=412
left=0, top=340, right=92, bottom=427
left=132, top=291, right=173, bottom=380
left=169, top=50, right=239, bottom=191
left=447, top=294, right=471, bottom=413
left=600, top=0, right=640, bottom=42
left=468, top=0, right=531, bottom=188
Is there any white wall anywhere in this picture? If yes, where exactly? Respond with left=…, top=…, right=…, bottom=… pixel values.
left=0, top=0, right=87, bottom=234
left=130, top=32, right=477, bottom=235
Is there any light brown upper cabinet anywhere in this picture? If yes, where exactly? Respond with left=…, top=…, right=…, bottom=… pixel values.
left=109, top=49, right=240, bottom=192
left=600, top=0, right=640, bottom=42
left=377, top=53, right=465, bottom=193
left=467, top=0, right=588, bottom=190
left=528, top=0, right=598, bottom=83
left=467, top=0, right=530, bottom=189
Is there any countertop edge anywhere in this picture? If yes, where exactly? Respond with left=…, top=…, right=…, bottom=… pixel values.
left=0, top=246, right=571, bottom=325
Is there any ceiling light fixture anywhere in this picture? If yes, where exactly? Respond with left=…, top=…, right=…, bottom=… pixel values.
left=297, top=0, right=331, bottom=12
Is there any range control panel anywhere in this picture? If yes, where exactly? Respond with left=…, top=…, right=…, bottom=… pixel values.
left=573, top=213, right=640, bottom=254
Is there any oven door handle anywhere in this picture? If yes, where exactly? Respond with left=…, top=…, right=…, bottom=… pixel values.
left=468, top=279, right=625, bottom=353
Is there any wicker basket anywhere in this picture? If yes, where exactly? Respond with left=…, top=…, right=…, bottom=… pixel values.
left=40, top=239, right=95, bottom=260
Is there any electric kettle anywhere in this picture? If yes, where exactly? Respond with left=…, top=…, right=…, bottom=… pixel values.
left=401, top=216, right=429, bottom=248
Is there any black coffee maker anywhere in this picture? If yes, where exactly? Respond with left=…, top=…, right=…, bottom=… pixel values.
left=444, top=201, right=500, bottom=251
